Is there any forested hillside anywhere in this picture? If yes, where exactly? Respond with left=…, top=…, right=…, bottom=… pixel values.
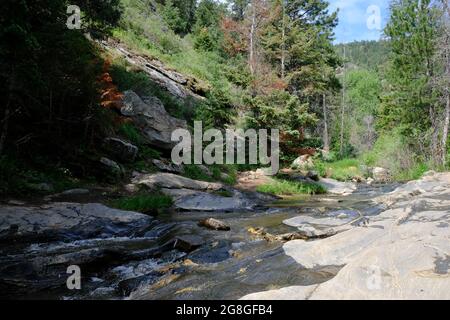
left=1, top=0, right=449, bottom=196
left=335, top=40, right=390, bottom=71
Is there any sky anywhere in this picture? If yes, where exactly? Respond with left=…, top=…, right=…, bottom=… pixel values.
left=328, top=0, right=391, bottom=43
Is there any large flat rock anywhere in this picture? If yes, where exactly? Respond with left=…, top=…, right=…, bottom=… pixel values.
left=132, top=172, right=222, bottom=191
left=318, top=178, right=357, bottom=195
left=241, top=172, right=450, bottom=300
left=161, top=188, right=256, bottom=212
left=0, top=202, right=153, bottom=242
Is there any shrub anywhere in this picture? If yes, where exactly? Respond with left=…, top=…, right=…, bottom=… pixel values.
left=360, top=129, right=424, bottom=181
left=182, top=164, right=212, bottom=182
left=111, top=193, right=173, bottom=213
left=256, top=179, right=326, bottom=196
left=119, top=123, right=143, bottom=145
left=313, top=158, right=362, bottom=181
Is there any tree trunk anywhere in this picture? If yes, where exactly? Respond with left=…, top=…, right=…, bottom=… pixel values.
left=430, top=104, right=441, bottom=166
left=0, top=105, right=10, bottom=157
left=0, top=70, right=15, bottom=157
left=340, top=46, right=346, bottom=157
left=322, top=93, right=329, bottom=151
left=281, top=0, right=286, bottom=79
left=249, top=3, right=256, bottom=75
left=439, top=0, right=449, bottom=165
left=442, top=90, right=450, bottom=164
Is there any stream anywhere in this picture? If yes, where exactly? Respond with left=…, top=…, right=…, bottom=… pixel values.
left=0, top=183, right=399, bottom=300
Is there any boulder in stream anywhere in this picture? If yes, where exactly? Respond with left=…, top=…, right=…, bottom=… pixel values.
left=198, top=218, right=230, bottom=231
left=318, top=178, right=357, bottom=195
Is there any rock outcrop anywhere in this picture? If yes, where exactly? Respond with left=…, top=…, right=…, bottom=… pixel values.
left=99, top=157, right=123, bottom=180
left=241, top=172, right=450, bottom=300
left=0, top=202, right=153, bottom=243
left=99, top=39, right=208, bottom=101
left=152, top=159, right=184, bottom=174
left=121, top=91, right=187, bottom=150
left=291, top=155, right=314, bottom=170
left=371, top=167, right=391, bottom=182
left=162, top=188, right=257, bottom=212
left=318, top=178, right=357, bottom=195
left=103, top=137, right=138, bottom=163
left=131, top=172, right=222, bottom=191
left=0, top=202, right=162, bottom=297
left=131, top=172, right=274, bottom=212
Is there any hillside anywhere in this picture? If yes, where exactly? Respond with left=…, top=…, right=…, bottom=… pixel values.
left=335, top=40, right=390, bottom=71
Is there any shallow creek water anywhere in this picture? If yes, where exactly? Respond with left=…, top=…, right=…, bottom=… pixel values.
left=7, top=183, right=398, bottom=300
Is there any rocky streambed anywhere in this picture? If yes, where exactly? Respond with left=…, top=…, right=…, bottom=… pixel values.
left=1, top=172, right=448, bottom=300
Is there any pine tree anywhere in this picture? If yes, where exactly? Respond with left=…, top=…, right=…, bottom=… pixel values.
left=380, top=0, right=440, bottom=163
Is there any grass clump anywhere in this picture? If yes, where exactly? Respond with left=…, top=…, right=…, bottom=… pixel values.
left=111, top=193, right=173, bottom=213
left=182, top=164, right=238, bottom=185
left=393, top=162, right=429, bottom=181
left=314, top=158, right=362, bottom=181
left=118, top=123, right=144, bottom=146
left=257, top=179, right=326, bottom=196
left=182, top=164, right=213, bottom=182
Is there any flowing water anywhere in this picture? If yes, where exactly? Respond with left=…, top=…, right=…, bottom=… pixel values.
left=2, top=183, right=398, bottom=300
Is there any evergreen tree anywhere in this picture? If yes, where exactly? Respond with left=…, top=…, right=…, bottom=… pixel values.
left=380, top=0, right=440, bottom=163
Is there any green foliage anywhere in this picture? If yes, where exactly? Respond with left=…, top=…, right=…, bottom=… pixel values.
left=314, top=158, right=362, bottom=181
left=161, top=0, right=186, bottom=34
left=111, top=193, right=173, bottom=213
left=246, top=90, right=317, bottom=130
left=182, top=164, right=212, bottom=182
left=0, top=155, right=83, bottom=196
left=335, top=40, right=390, bottom=71
left=182, top=164, right=237, bottom=184
left=380, top=0, right=438, bottom=140
left=194, top=27, right=218, bottom=51
left=192, top=0, right=225, bottom=51
left=0, top=0, right=122, bottom=189
left=118, top=123, right=143, bottom=145
left=256, top=178, right=326, bottom=196
left=360, top=128, right=426, bottom=181
left=195, top=83, right=236, bottom=129
left=140, top=146, right=162, bottom=160
left=394, top=162, right=429, bottom=182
